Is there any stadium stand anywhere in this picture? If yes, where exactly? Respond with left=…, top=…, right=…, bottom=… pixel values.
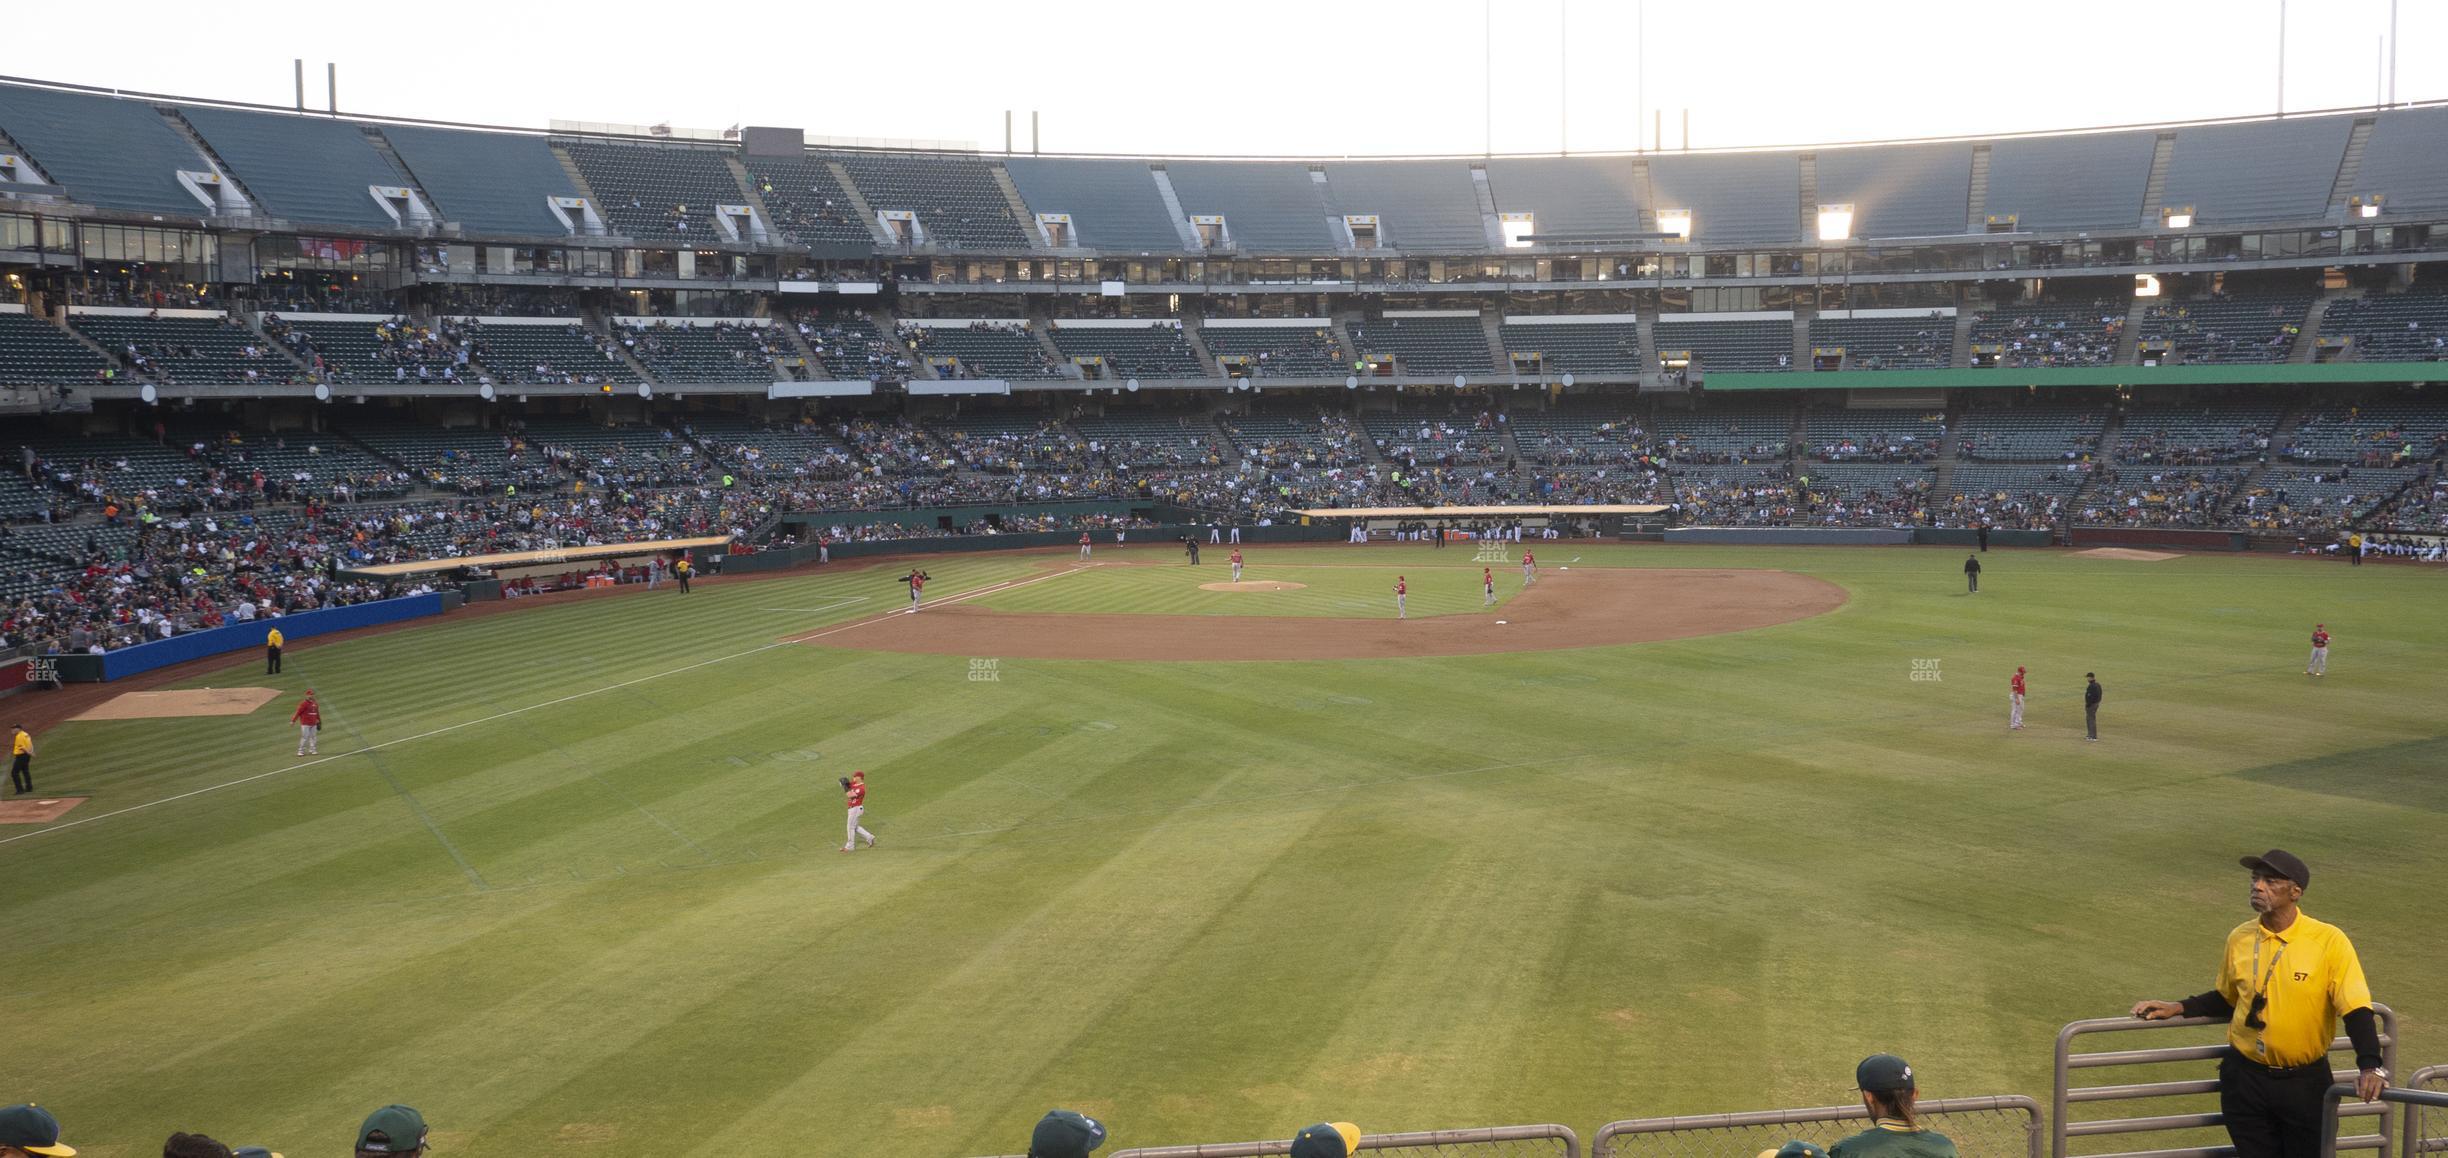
left=1321, top=160, right=1489, bottom=251
left=1647, top=152, right=1802, bottom=244
left=1809, top=314, right=1954, bottom=370
left=71, top=312, right=305, bottom=386
left=2160, top=116, right=2351, bottom=225
left=2350, top=105, right=2448, bottom=216
left=683, top=416, right=858, bottom=480
left=1968, top=301, right=2123, bottom=367
left=1948, top=462, right=2089, bottom=527
left=0, top=82, right=215, bottom=216
left=615, top=320, right=784, bottom=384
left=0, top=310, right=114, bottom=384
left=467, top=321, right=640, bottom=386
left=1220, top=411, right=1372, bottom=470
left=1198, top=323, right=1346, bottom=377
left=2316, top=291, right=2448, bottom=361
left=1509, top=406, right=1654, bottom=467
left=1000, top=157, right=1184, bottom=252
left=2140, top=295, right=2309, bottom=364
left=902, top=322, right=1063, bottom=380
left=381, top=124, right=582, bottom=237
left=1954, top=402, right=2107, bottom=461
left=740, top=154, right=876, bottom=250
left=1800, top=408, right=1946, bottom=462
left=831, top=151, right=1032, bottom=250
left=341, top=422, right=566, bottom=494
left=1074, top=413, right=1224, bottom=468
left=273, top=315, right=472, bottom=386
left=1813, top=142, right=1973, bottom=239
left=1983, top=129, right=2158, bottom=230
left=1654, top=316, right=1795, bottom=372
left=1346, top=315, right=1493, bottom=375
left=1045, top=323, right=1204, bottom=378
left=2235, top=466, right=2412, bottom=531
left=176, top=106, right=417, bottom=230
left=926, top=412, right=1097, bottom=473
left=2116, top=401, right=2282, bottom=465
left=560, top=141, right=743, bottom=242
left=2082, top=466, right=2247, bottom=527
left=1497, top=319, right=1644, bottom=375
left=783, top=313, right=906, bottom=384
left=2286, top=401, right=2448, bottom=467
left=1161, top=161, right=1338, bottom=252
left=1483, top=156, right=1644, bottom=240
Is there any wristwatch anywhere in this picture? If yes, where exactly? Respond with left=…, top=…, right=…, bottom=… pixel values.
left=2363, top=1067, right=2390, bottom=1081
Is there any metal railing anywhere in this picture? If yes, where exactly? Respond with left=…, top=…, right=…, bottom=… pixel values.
left=1108, top=1123, right=1580, bottom=1158
left=1592, top=1095, right=2044, bottom=1158
left=2324, top=1082, right=2448, bottom=1158
left=2053, top=1005, right=2397, bottom=1158
left=2408, top=1067, right=2448, bottom=1158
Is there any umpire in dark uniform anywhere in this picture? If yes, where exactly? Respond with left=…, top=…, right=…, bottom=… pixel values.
left=2131, top=850, right=2386, bottom=1158
left=1963, top=554, right=1981, bottom=593
left=2084, top=673, right=2102, bottom=741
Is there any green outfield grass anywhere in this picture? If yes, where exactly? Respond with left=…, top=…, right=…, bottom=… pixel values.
left=978, top=555, right=1530, bottom=618
left=3, top=543, right=2442, bottom=1158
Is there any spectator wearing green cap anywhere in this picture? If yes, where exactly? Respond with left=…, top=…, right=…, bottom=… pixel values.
left=353, top=1106, right=426, bottom=1158
left=1027, top=1109, right=1107, bottom=1158
left=0, top=1103, right=75, bottom=1157
left=161, top=1133, right=281, bottom=1158
left=1830, top=1055, right=1958, bottom=1158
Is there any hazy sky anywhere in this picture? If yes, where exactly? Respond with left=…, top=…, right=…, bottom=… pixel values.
left=12, top=0, right=2442, bottom=155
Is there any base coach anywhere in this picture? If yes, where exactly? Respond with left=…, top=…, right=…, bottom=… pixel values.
left=2131, top=849, right=2385, bottom=1158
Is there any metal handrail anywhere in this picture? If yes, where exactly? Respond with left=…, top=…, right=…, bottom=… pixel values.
left=2053, top=1005, right=2397, bottom=1158
left=1593, top=1094, right=2045, bottom=1158
left=2323, top=1084, right=2448, bottom=1158
left=1110, top=1123, right=1581, bottom=1158
left=2408, top=1066, right=2448, bottom=1158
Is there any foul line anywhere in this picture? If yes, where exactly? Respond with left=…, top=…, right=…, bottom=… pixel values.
left=0, top=567, right=1085, bottom=848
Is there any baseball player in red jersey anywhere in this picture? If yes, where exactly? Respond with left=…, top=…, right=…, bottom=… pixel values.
left=1230, top=548, right=1244, bottom=582
left=902, top=569, right=930, bottom=614
left=292, top=689, right=321, bottom=756
left=1394, top=575, right=1407, bottom=619
left=1078, top=532, right=1092, bottom=561
left=2307, top=624, right=2330, bottom=676
left=2009, top=667, right=2027, bottom=730
left=1483, top=567, right=1496, bottom=606
left=840, top=769, right=876, bottom=851
left=1521, top=549, right=1537, bottom=585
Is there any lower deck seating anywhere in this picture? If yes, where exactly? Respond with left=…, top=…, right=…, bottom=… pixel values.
left=1954, top=403, right=2107, bottom=461
left=2140, top=295, right=2308, bottom=364
left=2315, top=291, right=2448, bottom=362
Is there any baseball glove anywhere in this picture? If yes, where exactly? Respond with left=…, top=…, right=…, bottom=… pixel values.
left=838, top=777, right=852, bottom=789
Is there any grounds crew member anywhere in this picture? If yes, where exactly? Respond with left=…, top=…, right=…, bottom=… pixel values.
left=1828, top=1054, right=1958, bottom=1158
left=265, top=626, right=284, bottom=674
left=673, top=555, right=692, bottom=593
left=8, top=724, right=33, bottom=796
left=2132, top=849, right=2386, bottom=1158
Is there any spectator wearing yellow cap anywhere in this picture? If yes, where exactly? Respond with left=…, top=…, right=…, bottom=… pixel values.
left=0, top=1103, right=75, bottom=1157
left=1289, top=1122, right=1363, bottom=1158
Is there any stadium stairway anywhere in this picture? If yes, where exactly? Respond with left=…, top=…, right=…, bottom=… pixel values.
left=593, top=310, right=658, bottom=382
left=869, top=308, right=930, bottom=377
left=548, top=144, right=603, bottom=210
left=1950, top=311, right=1978, bottom=369
left=2291, top=295, right=2334, bottom=363
left=1176, top=315, right=1226, bottom=379
left=162, top=108, right=264, bottom=213
left=724, top=155, right=781, bottom=234
left=988, top=164, right=1039, bottom=243
left=2207, top=401, right=2307, bottom=521
left=1634, top=310, right=1658, bottom=388
left=1327, top=314, right=1361, bottom=376
left=2323, top=118, right=2376, bottom=218
left=1479, top=309, right=1510, bottom=375
left=777, top=324, right=825, bottom=380
left=826, top=159, right=890, bottom=245
left=2115, top=298, right=2147, bottom=364
left=2058, top=410, right=2126, bottom=522
left=1791, top=313, right=1812, bottom=370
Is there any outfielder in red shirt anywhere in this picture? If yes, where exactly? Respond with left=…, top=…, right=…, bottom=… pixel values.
left=840, top=769, right=876, bottom=851
left=1078, top=532, right=1093, bottom=561
left=2009, top=667, right=2027, bottom=730
left=1521, top=549, right=1537, bottom=585
left=1230, top=548, right=1244, bottom=582
left=2307, top=624, right=2330, bottom=677
left=901, top=569, right=930, bottom=614
left=1483, top=567, right=1496, bottom=606
left=291, top=689, right=321, bottom=756
left=1394, top=576, right=1408, bottom=619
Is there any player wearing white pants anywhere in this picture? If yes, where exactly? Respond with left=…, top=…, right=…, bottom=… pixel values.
left=291, top=690, right=321, bottom=756
left=2307, top=624, right=2330, bottom=676
left=1394, top=576, right=1407, bottom=619
left=1231, top=562, right=1243, bottom=581
left=842, top=770, right=876, bottom=851
left=2009, top=667, right=2027, bottom=730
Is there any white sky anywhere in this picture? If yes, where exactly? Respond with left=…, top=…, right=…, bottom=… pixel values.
left=14, top=0, right=2444, bottom=156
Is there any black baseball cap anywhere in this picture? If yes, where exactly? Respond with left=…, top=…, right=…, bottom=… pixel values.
left=1856, top=1053, right=1916, bottom=1093
left=2241, top=849, right=2311, bottom=890
left=1028, top=1110, right=1107, bottom=1158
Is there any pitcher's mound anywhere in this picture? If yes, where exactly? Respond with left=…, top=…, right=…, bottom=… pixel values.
left=0, top=796, right=88, bottom=824
left=2075, top=547, right=2182, bottom=562
left=1199, top=580, right=1309, bottom=593
left=74, top=686, right=283, bottom=721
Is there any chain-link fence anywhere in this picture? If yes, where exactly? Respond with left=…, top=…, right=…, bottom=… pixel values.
left=1105, top=1124, right=1580, bottom=1158
left=2409, top=1066, right=2448, bottom=1158
left=1592, top=1095, right=2043, bottom=1158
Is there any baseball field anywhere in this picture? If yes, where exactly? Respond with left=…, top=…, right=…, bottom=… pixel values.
left=3, top=542, right=2441, bottom=1157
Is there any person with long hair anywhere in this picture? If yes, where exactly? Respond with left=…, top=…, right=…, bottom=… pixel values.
left=1829, top=1054, right=1959, bottom=1158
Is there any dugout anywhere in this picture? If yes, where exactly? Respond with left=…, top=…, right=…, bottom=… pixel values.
left=340, top=535, right=734, bottom=598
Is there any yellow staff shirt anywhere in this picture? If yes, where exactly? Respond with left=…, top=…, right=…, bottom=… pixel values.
left=267, top=629, right=285, bottom=648
left=12, top=731, right=30, bottom=756
left=2214, top=912, right=2373, bottom=1068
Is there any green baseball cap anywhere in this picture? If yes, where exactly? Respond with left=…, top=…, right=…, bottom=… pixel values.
left=1759, top=1142, right=1830, bottom=1158
left=0, top=1104, right=75, bottom=1156
left=354, top=1105, right=427, bottom=1153
left=1289, top=1122, right=1363, bottom=1158
left=1856, top=1054, right=1916, bottom=1093
left=1028, top=1109, right=1107, bottom=1158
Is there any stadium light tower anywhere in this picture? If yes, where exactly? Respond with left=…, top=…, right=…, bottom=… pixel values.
left=1816, top=203, right=1855, bottom=243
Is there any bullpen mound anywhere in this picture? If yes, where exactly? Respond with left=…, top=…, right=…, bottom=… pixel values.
left=804, top=567, right=1843, bottom=661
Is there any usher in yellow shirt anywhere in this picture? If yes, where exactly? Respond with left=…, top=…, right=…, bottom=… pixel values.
left=2213, top=912, right=2373, bottom=1068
